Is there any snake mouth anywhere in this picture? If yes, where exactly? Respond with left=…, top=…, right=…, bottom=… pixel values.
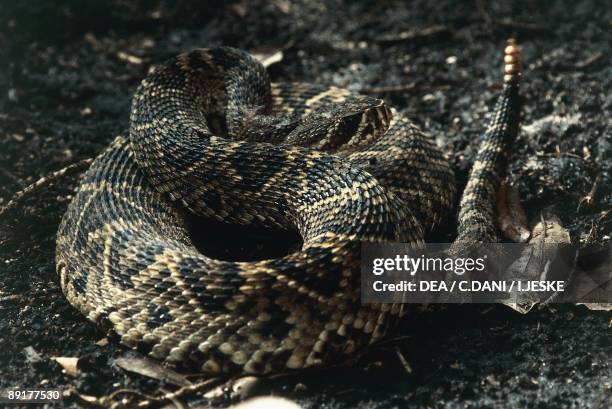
left=185, top=213, right=303, bottom=262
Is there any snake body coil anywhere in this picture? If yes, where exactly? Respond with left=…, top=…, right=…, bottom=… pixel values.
left=56, top=41, right=522, bottom=374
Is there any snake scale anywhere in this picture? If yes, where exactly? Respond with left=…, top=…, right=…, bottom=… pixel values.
left=56, top=40, right=522, bottom=374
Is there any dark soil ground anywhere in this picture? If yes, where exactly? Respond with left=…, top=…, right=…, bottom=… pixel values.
left=0, top=0, right=610, bottom=408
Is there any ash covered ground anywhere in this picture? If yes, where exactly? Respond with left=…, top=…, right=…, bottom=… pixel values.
left=0, top=1, right=610, bottom=408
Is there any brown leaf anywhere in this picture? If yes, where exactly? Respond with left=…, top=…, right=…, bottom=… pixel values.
left=503, top=210, right=575, bottom=313
left=114, top=353, right=191, bottom=386
left=530, top=212, right=571, bottom=244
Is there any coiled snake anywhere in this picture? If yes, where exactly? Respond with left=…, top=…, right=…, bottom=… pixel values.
left=56, top=40, right=522, bottom=374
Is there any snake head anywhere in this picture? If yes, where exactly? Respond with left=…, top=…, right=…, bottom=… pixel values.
left=230, top=105, right=300, bottom=142
left=284, top=96, right=393, bottom=152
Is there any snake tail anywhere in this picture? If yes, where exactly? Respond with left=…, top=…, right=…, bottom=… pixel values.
left=455, top=38, right=522, bottom=243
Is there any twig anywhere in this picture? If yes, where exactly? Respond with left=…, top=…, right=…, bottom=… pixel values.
left=475, top=1, right=549, bottom=34
left=106, top=388, right=157, bottom=405
left=360, top=83, right=451, bottom=95
left=159, top=388, right=188, bottom=409
left=370, top=334, right=413, bottom=348
left=538, top=151, right=585, bottom=161
left=69, top=378, right=222, bottom=408
left=576, top=50, right=605, bottom=69
left=164, top=378, right=222, bottom=401
left=0, top=158, right=92, bottom=216
left=597, top=209, right=611, bottom=222
left=360, top=83, right=417, bottom=94
left=395, top=347, right=413, bottom=375
left=375, top=25, right=450, bottom=46
left=495, top=18, right=549, bottom=33
left=577, top=173, right=602, bottom=211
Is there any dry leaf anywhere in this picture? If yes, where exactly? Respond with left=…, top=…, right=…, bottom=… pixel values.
left=580, top=303, right=612, bottom=311
left=23, top=346, right=42, bottom=363
left=504, top=210, right=575, bottom=313
left=114, top=353, right=191, bottom=386
left=530, top=212, right=571, bottom=244
left=95, top=337, right=109, bottom=346
left=52, top=356, right=80, bottom=376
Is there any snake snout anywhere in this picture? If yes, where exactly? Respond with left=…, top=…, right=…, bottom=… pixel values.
left=283, top=96, right=392, bottom=152
left=328, top=96, right=392, bottom=152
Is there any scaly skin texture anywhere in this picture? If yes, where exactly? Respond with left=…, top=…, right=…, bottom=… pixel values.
left=455, top=40, right=522, bottom=244
left=56, top=41, right=521, bottom=374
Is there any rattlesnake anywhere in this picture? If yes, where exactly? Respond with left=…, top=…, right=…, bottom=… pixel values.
left=55, top=40, right=522, bottom=374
